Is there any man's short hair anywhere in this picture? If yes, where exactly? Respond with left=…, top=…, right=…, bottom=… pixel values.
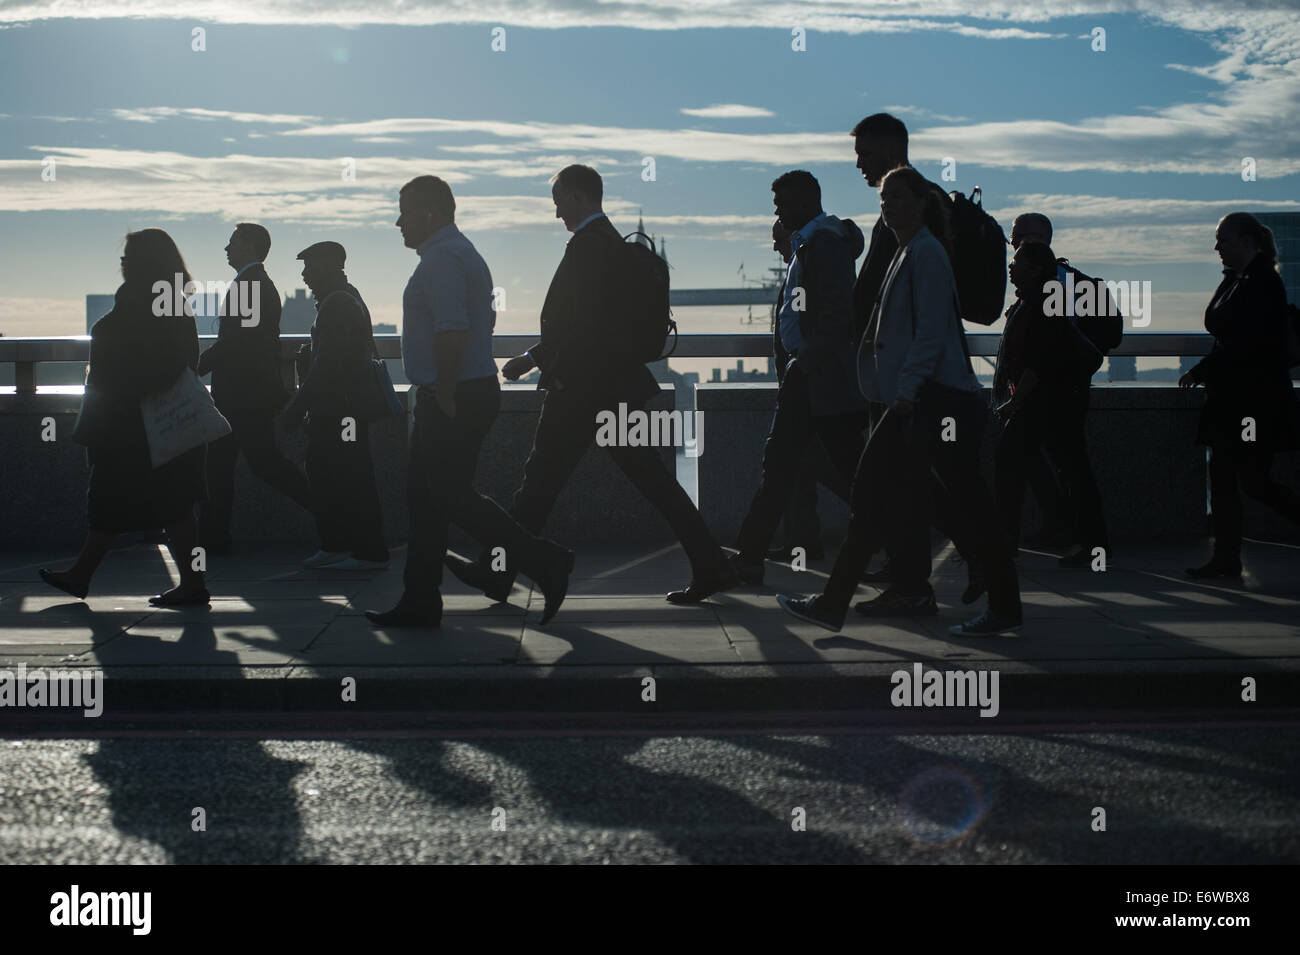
left=400, top=175, right=456, bottom=222
left=1011, top=213, right=1053, bottom=244
left=552, top=164, right=603, bottom=203
left=851, top=113, right=909, bottom=145
left=771, top=169, right=821, bottom=206
left=296, top=241, right=347, bottom=270
left=235, top=222, right=271, bottom=260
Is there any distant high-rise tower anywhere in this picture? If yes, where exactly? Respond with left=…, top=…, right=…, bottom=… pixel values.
left=1254, top=212, right=1300, bottom=305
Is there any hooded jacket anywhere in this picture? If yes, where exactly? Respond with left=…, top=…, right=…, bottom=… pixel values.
left=785, top=213, right=869, bottom=418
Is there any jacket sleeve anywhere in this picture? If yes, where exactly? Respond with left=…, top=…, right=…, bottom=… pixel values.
left=895, top=242, right=960, bottom=403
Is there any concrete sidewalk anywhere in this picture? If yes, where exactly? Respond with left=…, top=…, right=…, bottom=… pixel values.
left=1, top=539, right=1298, bottom=718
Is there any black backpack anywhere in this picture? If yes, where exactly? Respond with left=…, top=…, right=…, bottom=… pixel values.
left=1058, top=259, right=1124, bottom=354
left=947, top=186, right=1007, bottom=326
left=612, top=231, right=678, bottom=363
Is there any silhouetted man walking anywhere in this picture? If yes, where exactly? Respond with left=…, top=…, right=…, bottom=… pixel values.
left=730, top=172, right=866, bottom=585
left=199, top=222, right=313, bottom=554
left=447, top=164, right=737, bottom=603
left=366, top=176, right=574, bottom=628
left=282, top=241, right=389, bottom=571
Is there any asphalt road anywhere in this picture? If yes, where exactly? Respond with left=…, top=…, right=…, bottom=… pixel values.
left=1, top=724, right=1296, bottom=864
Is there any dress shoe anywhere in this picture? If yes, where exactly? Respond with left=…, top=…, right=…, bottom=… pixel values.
left=532, top=545, right=575, bottom=626
left=38, top=569, right=88, bottom=600
left=302, top=549, right=349, bottom=568
left=776, top=594, right=843, bottom=633
left=444, top=554, right=513, bottom=603
left=666, top=564, right=740, bottom=604
left=365, top=599, right=441, bottom=628
left=1185, top=557, right=1242, bottom=579
left=149, top=585, right=211, bottom=607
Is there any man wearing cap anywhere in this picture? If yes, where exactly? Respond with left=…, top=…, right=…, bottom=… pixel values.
left=283, top=241, right=389, bottom=570
left=365, top=175, right=575, bottom=628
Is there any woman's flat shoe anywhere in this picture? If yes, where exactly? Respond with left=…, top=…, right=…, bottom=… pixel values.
left=149, top=586, right=211, bottom=607
left=39, top=569, right=87, bottom=600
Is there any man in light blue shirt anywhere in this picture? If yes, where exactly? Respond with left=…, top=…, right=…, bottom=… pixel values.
left=365, top=175, right=574, bottom=629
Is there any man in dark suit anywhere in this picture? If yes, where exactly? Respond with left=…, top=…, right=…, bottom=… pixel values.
left=730, top=172, right=867, bottom=585
left=446, top=164, right=736, bottom=603
left=198, top=223, right=313, bottom=554
left=281, top=241, right=388, bottom=571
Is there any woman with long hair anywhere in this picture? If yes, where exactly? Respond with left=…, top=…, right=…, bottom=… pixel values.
left=40, top=228, right=210, bottom=605
left=1179, top=212, right=1300, bottom=577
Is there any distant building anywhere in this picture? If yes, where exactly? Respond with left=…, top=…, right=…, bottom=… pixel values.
left=1254, top=212, right=1300, bottom=305
left=1108, top=356, right=1137, bottom=382
left=373, top=322, right=397, bottom=335
left=85, top=294, right=115, bottom=333
left=281, top=288, right=315, bottom=335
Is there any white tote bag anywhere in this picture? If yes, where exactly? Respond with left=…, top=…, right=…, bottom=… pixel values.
left=140, top=367, right=232, bottom=468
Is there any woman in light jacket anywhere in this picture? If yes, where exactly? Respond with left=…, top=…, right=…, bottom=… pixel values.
left=778, top=165, right=1021, bottom=636
left=40, top=229, right=209, bottom=606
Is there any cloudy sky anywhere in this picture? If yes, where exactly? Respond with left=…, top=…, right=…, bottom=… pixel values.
left=2, top=0, right=1298, bottom=337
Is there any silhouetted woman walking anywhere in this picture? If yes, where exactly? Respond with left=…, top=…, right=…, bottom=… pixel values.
left=1179, top=212, right=1300, bottom=577
left=40, top=229, right=210, bottom=605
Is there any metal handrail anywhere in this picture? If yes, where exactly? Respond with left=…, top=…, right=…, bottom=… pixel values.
left=0, top=332, right=1216, bottom=394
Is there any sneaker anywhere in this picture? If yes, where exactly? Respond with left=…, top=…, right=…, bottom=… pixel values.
left=776, top=594, right=843, bottom=632
left=949, top=609, right=1022, bottom=636
left=324, top=557, right=390, bottom=571
left=302, top=550, right=349, bottom=569
left=854, top=588, right=938, bottom=617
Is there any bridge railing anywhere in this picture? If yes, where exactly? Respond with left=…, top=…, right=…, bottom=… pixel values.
left=0, top=332, right=1216, bottom=394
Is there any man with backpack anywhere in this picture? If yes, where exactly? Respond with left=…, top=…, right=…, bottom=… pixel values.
left=729, top=171, right=868, bottom=585
left=1008, top=213, right=1112, bottom=567
left=448, top=164, right=737, bottom=605
left=847, top=113, right=993, bottom=610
